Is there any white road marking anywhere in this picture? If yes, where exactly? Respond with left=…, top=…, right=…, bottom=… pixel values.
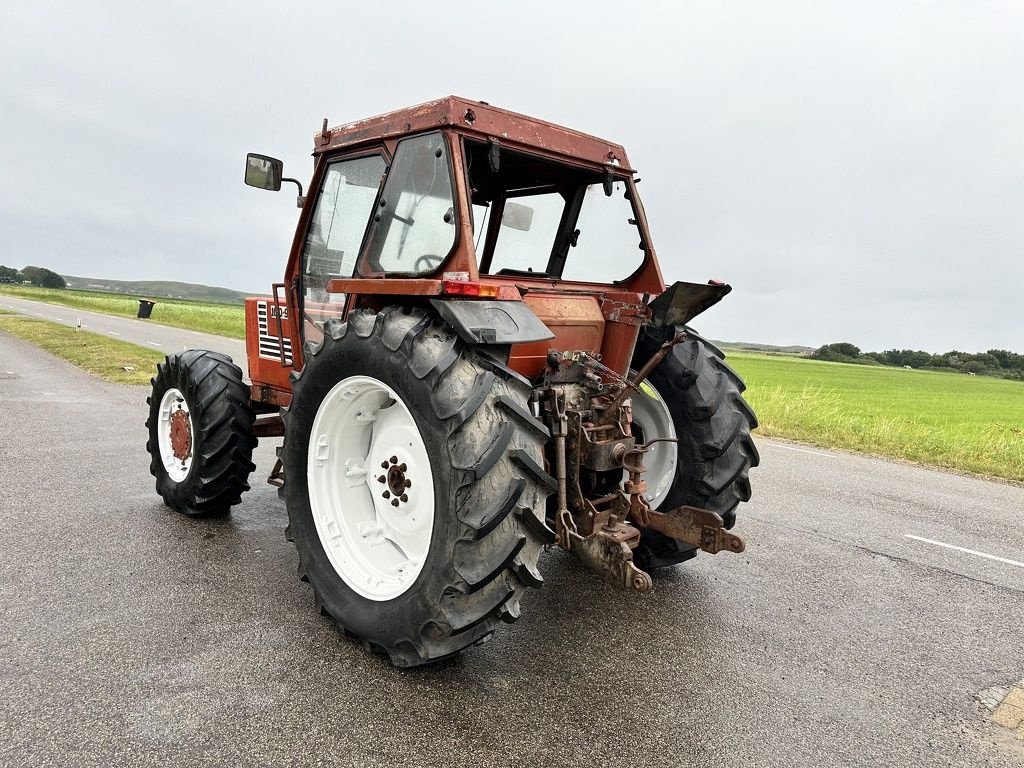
left=904, top=534, right=1024, bottom=569
left=765, top=442, right=835, bottom=458
left=107, top=331, right=120, bottom=336
left=146, top=341, right=162, bottom=347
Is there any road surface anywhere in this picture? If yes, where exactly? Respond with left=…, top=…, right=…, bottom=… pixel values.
left=0, top=315, right=1022, bottom=767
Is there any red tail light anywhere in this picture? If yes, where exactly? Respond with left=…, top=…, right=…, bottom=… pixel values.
left=441, top=280, right=520, bottom=300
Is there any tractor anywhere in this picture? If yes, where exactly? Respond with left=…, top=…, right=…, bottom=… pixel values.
left=146, top=97, right=759, bottom=667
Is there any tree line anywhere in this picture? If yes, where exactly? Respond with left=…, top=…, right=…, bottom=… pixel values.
left=810, top=342, right=1024, bottom=380
left=0, top=265, right=67, bottom=288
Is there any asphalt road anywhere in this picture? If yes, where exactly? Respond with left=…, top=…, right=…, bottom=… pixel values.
left=1, top=319, right=1023, bottom=766
left=0, top=294, right=246, bottom=362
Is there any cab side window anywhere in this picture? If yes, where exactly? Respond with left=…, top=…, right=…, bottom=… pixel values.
left=301, top=154, right=386, bottom=341
left=362, top=133, right=456, bottom=275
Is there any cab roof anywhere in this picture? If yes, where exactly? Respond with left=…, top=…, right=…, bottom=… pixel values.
left=313, top=95, right=633, bottom=171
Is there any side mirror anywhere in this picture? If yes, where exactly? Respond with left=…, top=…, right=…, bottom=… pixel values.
left=245, top=153, right=283, bottom=191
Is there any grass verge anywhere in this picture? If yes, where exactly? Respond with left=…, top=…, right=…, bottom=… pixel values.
left=728, top=351, right=1024, bottom=483
left=0, top=314, right=162, bottom=386
left=0, top=284, right=246, bottom=339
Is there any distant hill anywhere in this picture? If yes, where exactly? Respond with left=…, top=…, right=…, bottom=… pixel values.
left=62, top=275, right=256, bottom=305
left=713, top=340, right=815, bottom=356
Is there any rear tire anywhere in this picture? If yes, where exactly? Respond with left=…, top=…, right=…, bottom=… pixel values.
left=282, top=307, right=553, bottom=667
left=630, top=327, right=759, bottom=570
left=146, top=350, right=257, bottom=517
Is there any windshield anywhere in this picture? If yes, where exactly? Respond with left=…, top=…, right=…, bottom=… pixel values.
left=466, top=139, right=646, bottom=282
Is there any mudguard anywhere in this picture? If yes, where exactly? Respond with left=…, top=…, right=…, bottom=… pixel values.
left=647, top=281, right=732, bottom=328
left=430, top=299, right=554, bottom=345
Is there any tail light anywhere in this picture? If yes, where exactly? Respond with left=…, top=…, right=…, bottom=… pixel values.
left=441, top=280, right=520, bottom=300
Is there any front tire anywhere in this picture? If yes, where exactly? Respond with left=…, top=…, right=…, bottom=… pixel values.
left=146, top=350, right=257, bottom=517
left=630, top=328, right=759, bottom=570
left=282, top=307, right=553, bottom=667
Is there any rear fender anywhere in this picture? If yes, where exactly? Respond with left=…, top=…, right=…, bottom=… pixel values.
left=647, top=281, right=732, bottom=328
left=429, top=299, right=554, bottom=345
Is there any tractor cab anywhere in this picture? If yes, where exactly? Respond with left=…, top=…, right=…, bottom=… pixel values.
left=240, top=96, right=702, bottom=406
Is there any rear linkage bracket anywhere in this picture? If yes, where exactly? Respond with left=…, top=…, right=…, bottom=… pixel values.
left=544, top=328, right=745, bottom=593
left=561, top=512, right=653, bottom=593
left=631, top=503, right=745, bottom=556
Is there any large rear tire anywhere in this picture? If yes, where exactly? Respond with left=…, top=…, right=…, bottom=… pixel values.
left=281, top=307, right=553, bottom=667
left=630, top=327, right=759, bottom=570
left=146, top=350, right=257, bottom=517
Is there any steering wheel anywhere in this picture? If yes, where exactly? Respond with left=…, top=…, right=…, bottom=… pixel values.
left=414, top=254, right=444, bottom=273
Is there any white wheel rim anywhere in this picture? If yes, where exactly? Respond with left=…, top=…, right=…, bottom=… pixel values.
left=157, top=387, right=194, bottom=483
left=307, top=375, right=435, bottom=601
left=629, top=372, right=678, bottom=509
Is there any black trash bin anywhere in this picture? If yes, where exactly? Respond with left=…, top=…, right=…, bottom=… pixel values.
left=137, top=300, right=155, bottom=319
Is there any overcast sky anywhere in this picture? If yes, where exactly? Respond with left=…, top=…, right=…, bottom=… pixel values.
left=1, top=1, right=1021, bottom=353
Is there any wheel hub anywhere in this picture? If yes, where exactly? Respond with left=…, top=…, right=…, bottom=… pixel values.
left=169, top=409, right=192, bottom=461
left=378, top=456, right=412, bottom=507
left=156, top=387, right=194, bottom=482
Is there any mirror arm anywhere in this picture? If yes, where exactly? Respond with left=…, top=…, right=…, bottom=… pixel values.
left=487, top=139, right=501, bottom=173
left=282, top=177, right=305, bottom=208
left=603, top=169, right=614, bottom=197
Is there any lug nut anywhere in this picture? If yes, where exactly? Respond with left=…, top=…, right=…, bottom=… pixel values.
left=390, top=455, right=398, bottom=464
left=377, top=475, right=386, bottom=484
left=391, top=499, right=400, bottom=507
left=381, top=461, right=389, bottom=469
left=400, top=494, right=408, bottom=503
left=382, top=491, right=390, bottom=499
left=398, top=463, right=407, bottom=472
left=405, top=479, right=412, bottom=488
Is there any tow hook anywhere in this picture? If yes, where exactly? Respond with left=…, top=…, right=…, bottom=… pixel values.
left=563, top=514, right=653, bottom=593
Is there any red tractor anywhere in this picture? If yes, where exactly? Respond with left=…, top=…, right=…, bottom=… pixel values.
left=146, top=97, right=758, bottom=666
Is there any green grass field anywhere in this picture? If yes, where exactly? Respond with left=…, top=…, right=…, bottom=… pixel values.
left=0, top=314, right=163, bottom=386
left=0, top=284, right=246, bottom=339
left=727, top=350, right=1024, bottom=483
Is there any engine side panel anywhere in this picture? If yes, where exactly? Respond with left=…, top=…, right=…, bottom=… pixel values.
left=245, top=297, right=294, bottom=403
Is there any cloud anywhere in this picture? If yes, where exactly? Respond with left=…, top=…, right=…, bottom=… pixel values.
left=0, top=0, right=1021, bottom=352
